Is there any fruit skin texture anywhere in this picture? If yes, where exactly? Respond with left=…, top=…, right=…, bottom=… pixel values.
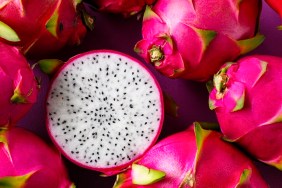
left=114, top=123, right=268, bottom=188
left=0, top=42, right=38, bottom=127
left=265, top=0, right=282, bottom=17
left=134, top=0, right=264, bottom=81
left=0, top=127, right=74, bottom=188
left=0, top=0, right=86, bottom=57
left=88, top=0, right=155, bottom=17
left=209, top=55, right=282, bottom=170
left=46, top=50, right=164, bottom=176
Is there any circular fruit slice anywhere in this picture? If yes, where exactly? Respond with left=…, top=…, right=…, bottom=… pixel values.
left=46, top=50, right=164, bottom=175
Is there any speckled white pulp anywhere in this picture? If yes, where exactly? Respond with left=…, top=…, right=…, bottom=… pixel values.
left=47, top=51, right=163, bottom=169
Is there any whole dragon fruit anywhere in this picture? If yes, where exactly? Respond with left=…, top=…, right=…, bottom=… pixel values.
left=0, top=42, right=38, bottom=127
left=0, top=0, right=89, bottom=57
left=0, top=127, right=74, bottom=188
left=46, top=50, right=164, bottom=175
left=209, top=55, right=282, bottom=170
left=265, top=0, right=282, bottom=17
left=87, top=0, right=155, bottom=17
left=113, top=122, right=268, bottom=187
left=134, top=0, right=264, bottom=81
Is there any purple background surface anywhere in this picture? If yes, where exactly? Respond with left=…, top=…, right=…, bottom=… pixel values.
left=19, top=1, right=282, bottom=187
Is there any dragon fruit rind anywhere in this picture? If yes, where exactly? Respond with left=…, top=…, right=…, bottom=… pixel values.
left=134, top=0, right=264, bottom=81
left=0, top=127, right=74, bottom=188
left=0, top=0, right=88, bottom=57
left=0, top=42, right=38, bottom=127
left=88, top=0, right=156, bottom=17
left=114, top=122, right=268, bottom=187
left=209, top=55, right=282, bottom=170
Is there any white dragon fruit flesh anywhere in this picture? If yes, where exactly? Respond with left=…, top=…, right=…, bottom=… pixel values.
left=46, top=50, right=164, bottom=175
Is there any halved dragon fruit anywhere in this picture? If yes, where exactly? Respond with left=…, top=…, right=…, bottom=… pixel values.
left=46, top=50, right=164, bottom=175
left=135, top=0, right=264, bottom=81
left=114, top=122, right=268, bottom=187
left=209, top=55, right=282, bottom=170
left=0, top=0, right=89, bottom=57
left=86, top=0, right=155, bottom=17
left=0, top=127, right=74, bottom=188
left=0, top=42, right=38, bottom=127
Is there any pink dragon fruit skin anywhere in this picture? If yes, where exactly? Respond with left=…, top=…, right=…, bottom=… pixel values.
left=26, top=0, right=87, bottom=57
left=114, top=122, right=268, bottom=188
left=0, top=42, right=38, bottom=127
left=0, top=0, right=87, bottom=57
left=209, top=55, right=282, bottom=170
left=0, top=127, right=74, bottom=188
left=89, top=0, right=156, bottom=17
left=134, top=0, right=264, bottom=81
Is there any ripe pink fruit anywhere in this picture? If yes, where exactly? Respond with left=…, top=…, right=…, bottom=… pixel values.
left=114, top=122, right=268, bottom=187
left=88, top=0, right=155, bottom=17
left=46, top=50, right=164, bottom=175
left=0, top=127, right=74, bottom=188
left=0, top=0, right=87, bottom=57
left=0, top=42, right=38, bottom=127
left=135, top=0, right=264, bottom=81
left=209, top=55, right=282, bottom=170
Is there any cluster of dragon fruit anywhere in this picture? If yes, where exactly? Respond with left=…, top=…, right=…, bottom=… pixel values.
left=0, top=0, right=281, bottom=187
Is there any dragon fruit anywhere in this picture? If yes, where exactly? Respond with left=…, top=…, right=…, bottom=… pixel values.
left=46, top=50, right=164, bottom=175
left=134, top=0, right=264, bottom=81
left=209, top=55, right=282, bottom=170
left=265, top=0, right=282, bottom=17
left=87, top=0, right=155, bottom=17
left=113, top=122, right=268, bottom=187
left=0, top=42, right=38, bottom=127
left=0, top=0, right=88, bottom=57
left=0, top=127, right=74, bottom=188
